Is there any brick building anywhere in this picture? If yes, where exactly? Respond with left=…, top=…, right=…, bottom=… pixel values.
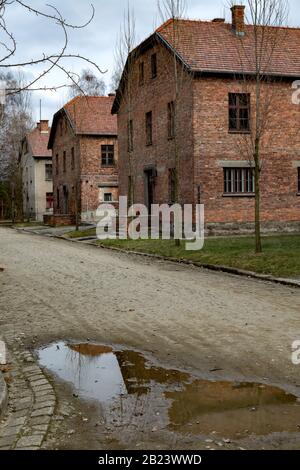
left=48, top=95, right=118, bottom=225
left=112, top=6, right=300, bottom=233
left=19, top=120, right=53, bottom=222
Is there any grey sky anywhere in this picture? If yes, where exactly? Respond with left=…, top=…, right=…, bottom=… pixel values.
left=4, top=0, right=300, bottom=123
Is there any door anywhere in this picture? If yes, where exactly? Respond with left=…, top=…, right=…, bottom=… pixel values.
left=63, top=185, right=69, bottom=214
left=144, top=169, right=155, bottom=213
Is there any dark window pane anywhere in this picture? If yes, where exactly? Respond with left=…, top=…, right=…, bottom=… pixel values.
left=139, top=62, right=144, bottom=85
left=146, top=112, right=152, bottom=146
left=101, top=145, right=114, bottom=166
left=224, top=167, right=254, bottom=194
left=151, top=54, right=157, bottom=78
left=229, top=93, right=250, bottom=132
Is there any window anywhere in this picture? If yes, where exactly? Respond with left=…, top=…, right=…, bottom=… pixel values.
left=139, top=62, right=144, bottom=85
left=46, top=192, right=53, bottom=211
left=104, top=193, right=112, bottom=202
left=71, top=147, right=75, bottom=170
left=60, top=121, right=63, bottom=136
left=151, top=53, right=157, bottom=79
left=229, top=93, right=250, bottom=132
left=45, top=164, right=52, bottom=181
left=101, top=145, right=114, bottom=166
left=168, top=101, right=175, bottom=139
left=224, top=167, right=254, bottom=194
left=169, top=168, right=176, bottom=204
left=56, top=154, right=59, bottom=175
left=298, top=168, right=300, bottom=193
left=146, top=111, right=153, bottom=146
left=63, top=151, right=66, bottom=172
left=128, top=120, right=133, bottom=152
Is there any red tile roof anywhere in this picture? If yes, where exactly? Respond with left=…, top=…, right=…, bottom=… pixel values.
left=156, top=19, right=300, bottom=77
left=27, top=126, right=52, bottom=158
left=112, top=18, right=300, bottom=115
left=48, top=96, right=117, bottom=149
left=64, top=95, right=117, bottom=135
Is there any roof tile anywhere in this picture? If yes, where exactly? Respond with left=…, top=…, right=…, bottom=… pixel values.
left=27, top=127, right=52, bottom=158
left=157, top=19, right=300, bottom=76
left=64, top=96, right=117, bottom=135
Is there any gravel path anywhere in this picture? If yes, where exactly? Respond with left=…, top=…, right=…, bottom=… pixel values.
left=0, top=226, right=299, bottom=390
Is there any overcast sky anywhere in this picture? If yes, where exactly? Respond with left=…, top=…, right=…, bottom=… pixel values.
left=4, top=0, right=300, bottom=123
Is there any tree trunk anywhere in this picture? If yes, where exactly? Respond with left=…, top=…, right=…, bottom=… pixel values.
left=75, top=181, right=79, bottom=232
left=254, top=138, right=262, bottom=254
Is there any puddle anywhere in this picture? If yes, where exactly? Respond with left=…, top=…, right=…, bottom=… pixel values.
left=38, top=341, right=300, bottom=439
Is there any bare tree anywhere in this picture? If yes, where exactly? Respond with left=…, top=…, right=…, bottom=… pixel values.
left=113, top=4, right=137, bottom=207
left=0, top=70, right=33, bottom=220
left=230, top=0, right=289, bottom=253
left=0, top=1, right=106, bottom=96
left=69, top=69, right=106, bottom=99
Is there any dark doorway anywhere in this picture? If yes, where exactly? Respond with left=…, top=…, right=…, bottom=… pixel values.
left=63, top=185, right=69, bottom=214
left=144, top=168, right=156, bottom=213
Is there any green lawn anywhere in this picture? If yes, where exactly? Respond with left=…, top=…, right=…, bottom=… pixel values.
left=64, top=227, right=96, bottom=239
left=96, top=235, right=300, bottom=279
left=14, top=221, right=44, bottom=228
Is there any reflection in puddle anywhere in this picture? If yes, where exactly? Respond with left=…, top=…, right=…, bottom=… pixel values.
left=38, top=342, right=126, bottom=402
left=38, top=342, right=300, bottom=439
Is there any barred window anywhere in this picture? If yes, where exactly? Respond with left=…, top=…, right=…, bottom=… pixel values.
left=229, top=93, right=250, bottom=132
left=104, top=193, right=112, bottom=202
left=224, top=167, right=254, bottom=194
left=298, top=168, right=300, bottom=193
left=101, top=145, right=114, bottom=166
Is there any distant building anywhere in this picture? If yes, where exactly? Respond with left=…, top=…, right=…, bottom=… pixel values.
left=47, top=95, right=118, bottom=225
left=19, top=120, right=53, bottom=222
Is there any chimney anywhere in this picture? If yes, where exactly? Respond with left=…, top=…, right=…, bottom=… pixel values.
left=231, top=5, right=245, bottom=36
left=38, top=120, right=49, bottom=134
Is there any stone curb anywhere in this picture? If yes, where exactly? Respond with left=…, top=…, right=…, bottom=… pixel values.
left=0, top=344, right=8, bottom=418
left=0, top=332, right=56, bottom=450
left=0, top=374, right=8, bottom=418
left=13, top=227, right=300, bottom=289
left=95, top=244, right=300, bottom=289
left=60, top=235, right=300, bottom=289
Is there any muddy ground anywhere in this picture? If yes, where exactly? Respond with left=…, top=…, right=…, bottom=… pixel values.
left=0, top=227, right=300, bottom=450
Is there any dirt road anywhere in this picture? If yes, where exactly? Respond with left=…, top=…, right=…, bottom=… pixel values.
left=1, top=227, right=300, bottom=450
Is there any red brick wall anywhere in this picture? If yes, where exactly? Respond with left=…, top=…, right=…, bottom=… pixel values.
left=80, top=135, right=118, bottom=219
left=52, top=114, right=79, bottom=215
left=117, top=41, right=300, bottom=229
left=52, top=113, right=118, bottom=220
left=193, top=77, right=300, bottom=225
left=117, top=40, right=194, bottom=207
